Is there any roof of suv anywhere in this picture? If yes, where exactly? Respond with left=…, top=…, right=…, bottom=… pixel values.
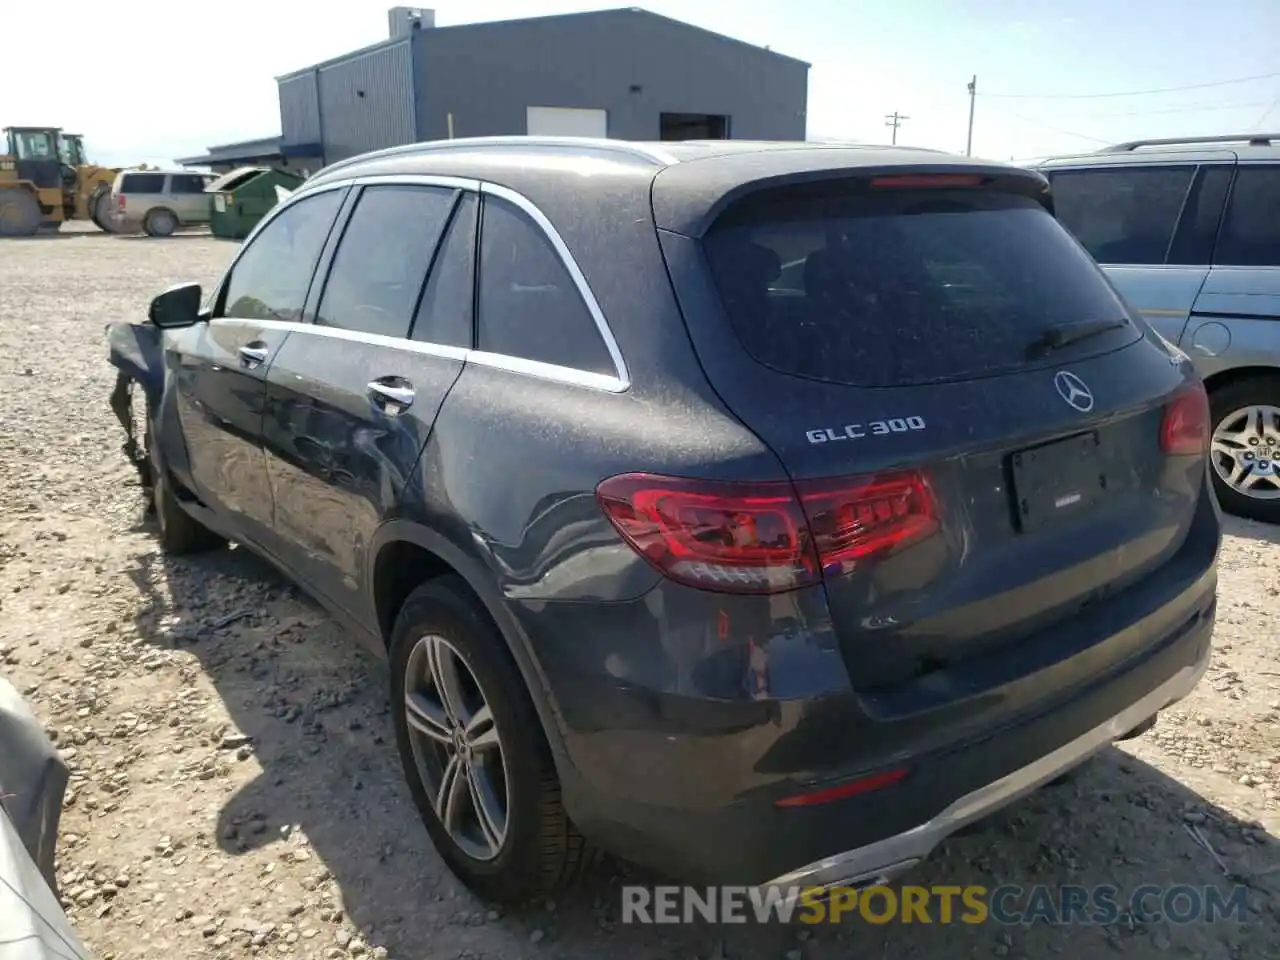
left=1036, top=132, right=1280, bottom=169
left=305, top=136, right=1045, bottom=236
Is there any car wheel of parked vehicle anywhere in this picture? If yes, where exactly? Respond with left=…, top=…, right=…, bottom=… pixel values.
left=143, top=208, right=178, bottom=238
left=146, top=424, right=226, bottom=554
left=1207, top=377, right=1280, bottom=524
left=389, top=576, right=592, bottom=905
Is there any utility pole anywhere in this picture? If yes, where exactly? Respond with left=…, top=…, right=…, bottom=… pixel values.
left=884, top=111, right=909, bottom=145
left=966, top=75, right=977, bottom=156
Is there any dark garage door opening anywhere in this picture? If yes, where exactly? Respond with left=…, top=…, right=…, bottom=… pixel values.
left=660, top=113, right=730, bottom=140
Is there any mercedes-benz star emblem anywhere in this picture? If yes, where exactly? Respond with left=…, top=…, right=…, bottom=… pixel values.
left=1054, top=370, right=1094, bottom=412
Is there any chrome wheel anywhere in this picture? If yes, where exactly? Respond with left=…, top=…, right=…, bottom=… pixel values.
left=404, top=634, right=509, bottom=861
left=1211, top=404, right=1280, bottom=501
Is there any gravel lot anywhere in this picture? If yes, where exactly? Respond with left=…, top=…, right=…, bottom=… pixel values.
left=2, top=227, right=1280, bottom=960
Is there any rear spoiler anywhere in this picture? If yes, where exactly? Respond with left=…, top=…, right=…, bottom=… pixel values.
left=652, top=152, right=1052, bottom=237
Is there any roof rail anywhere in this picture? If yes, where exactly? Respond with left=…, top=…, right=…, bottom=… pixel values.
left=316, top=136, right=675, bottom=179
left=1101, top=133, right=1280, bottom=152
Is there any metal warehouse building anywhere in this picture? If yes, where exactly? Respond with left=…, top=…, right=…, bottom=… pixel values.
left=183, top=6, right=809, bottom=171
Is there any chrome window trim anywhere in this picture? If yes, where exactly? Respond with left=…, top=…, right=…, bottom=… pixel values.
left=212, top=174, right=631, bottom=394
left=209, top=318, right=624, bottom=391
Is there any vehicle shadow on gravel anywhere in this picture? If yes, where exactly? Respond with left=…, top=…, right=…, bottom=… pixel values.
left=124, top=538, right=1280, bottom=960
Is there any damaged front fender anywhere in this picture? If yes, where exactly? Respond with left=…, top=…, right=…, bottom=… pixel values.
left=105, top=322, right=164, bottom=494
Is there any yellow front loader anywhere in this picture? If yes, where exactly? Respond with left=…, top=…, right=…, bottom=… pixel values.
left=0, top=127, right=120, bottom=237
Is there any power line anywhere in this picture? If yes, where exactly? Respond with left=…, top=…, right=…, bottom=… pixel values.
left=884, top=111, right=909, bottom=145
left=987, top=105, right=1111, bottom=145
left=1256, top=95, right=1280, bottom=130
left=1080, top=98, right=1278, bottom=119
left=979, top=70, right=1280, bottom=101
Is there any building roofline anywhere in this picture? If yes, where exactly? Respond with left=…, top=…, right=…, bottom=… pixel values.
left=275, top=7, right=808, bottom=81
left=276, top=36, right=409, bottom=82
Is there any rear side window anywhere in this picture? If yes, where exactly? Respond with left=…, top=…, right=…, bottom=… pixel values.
left=170, top=174, right=208, bottom=194
left=1216, top=166, right=1280, bottom=267
left=1048, top=166, right=1194, bottom=264
left=120, top=173, right=166, bottom=193
left=316, top=184, right=456, bottom=339
left=477, top=195, right=615, bottom=376
left=221, top=190, right=344, bottom=323
left=702, top=186, right=1137, bottom=388
left=413, top=192, right=477, bottom=348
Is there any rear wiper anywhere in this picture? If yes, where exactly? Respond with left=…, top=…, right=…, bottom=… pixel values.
left=1026, top=318, right=1128, bottom=358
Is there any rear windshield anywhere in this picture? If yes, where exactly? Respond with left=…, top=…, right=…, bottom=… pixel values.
left=702, top=186, right=1139, bottom=387
left=120, top=173, right=166, bottom=193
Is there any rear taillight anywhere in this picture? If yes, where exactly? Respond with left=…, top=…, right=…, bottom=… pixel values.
left=1160, top=383, right=1210, bottom=456
left=117, top=193, right=126, bottom=211
left=596, top=469, right=939, bottom=594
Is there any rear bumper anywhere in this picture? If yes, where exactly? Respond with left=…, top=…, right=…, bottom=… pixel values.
left=547, top=556, right=1215, bottom=885
left=761, top=632, right=1209, bottom=898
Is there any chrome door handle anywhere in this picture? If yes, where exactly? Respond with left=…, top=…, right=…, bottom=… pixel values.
left=367, top=379, right=415, bottom=413
left=238, top=343, right=269, bottom=367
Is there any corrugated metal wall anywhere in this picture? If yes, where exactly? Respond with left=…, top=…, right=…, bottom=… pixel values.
left=414, top=10, right=807, bottom=143
left=318, top=40, right=416, bottom=163
left=279, top=73, right=321, bottom=147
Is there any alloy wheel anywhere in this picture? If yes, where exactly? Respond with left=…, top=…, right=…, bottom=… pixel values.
left=403, top=634, right=509, bottom=861
left=1211, top=404, right=1280, bottom=501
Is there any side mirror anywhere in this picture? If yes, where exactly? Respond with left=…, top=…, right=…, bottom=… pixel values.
left=148, top=282, right=203, bottom=329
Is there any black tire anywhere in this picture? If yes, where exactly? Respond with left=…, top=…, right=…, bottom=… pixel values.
left=1207, top=376, right=1280, bottom=524
left=0, top=188, right=41, bottom=237
left=143, top=207, right=178, bottom=238
left=146, top=426, right=225, bottom=554
left=389, top=576, right=592, bottom=905
left=91, top=187, right=123, bottom=234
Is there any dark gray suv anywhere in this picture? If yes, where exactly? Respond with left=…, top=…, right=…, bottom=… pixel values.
left=117, top=137, right=1220, bottom=906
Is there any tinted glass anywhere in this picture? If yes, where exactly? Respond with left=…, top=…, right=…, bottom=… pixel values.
left=1216, top=166, right=1280, bottom=267
left=222, top=190, right=343, bottom=323
left=477, top=196, right=614, bottom=375
left=120, top=173, right=166, bottom=193
left=413, top=192, right=476, bottom=348
left=170, top=174, right=208, bottom=194
left=703, top=186, right=1137, bottom=388
left=316, top=185, right=456, bottom=340
left=1049, top=166, right=1194, bottom=264
left=1167, top=166, right=1232, bottom=266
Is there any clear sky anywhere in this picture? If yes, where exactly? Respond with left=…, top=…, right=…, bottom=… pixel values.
left=2, top=0, right=1278, bottom=167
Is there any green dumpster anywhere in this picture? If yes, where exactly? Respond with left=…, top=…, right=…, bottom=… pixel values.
left=206, top=166, right=306, bottom=240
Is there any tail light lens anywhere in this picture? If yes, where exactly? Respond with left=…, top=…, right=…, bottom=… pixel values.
left=871, top=174, right=983, bottom=189
left=1160, top=383, right=1210, bottom=455
left=596, top=469, right=939, bottom=594
left=117, top=193, right=126, bottom=211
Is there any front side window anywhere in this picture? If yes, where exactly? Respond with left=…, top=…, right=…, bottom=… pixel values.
left=1216, top=166, right=1280, bottom=267
left=221, top=189, right=344, bottom=323
left=316, top=184, right=457, bottom=339
left=1049, top=166, right=1194, bottom=265
left=476, top=195, right=614, bottom=375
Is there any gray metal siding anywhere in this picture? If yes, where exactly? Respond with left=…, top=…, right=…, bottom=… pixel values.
left=415, top=9, right=807, bottom=142
left=317, top=40, right=416, bottom=163
left=279, top=73, right=321, bottom=147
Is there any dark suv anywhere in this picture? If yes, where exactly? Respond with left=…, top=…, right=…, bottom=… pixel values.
left=128, top=137, right=1219, bottom=906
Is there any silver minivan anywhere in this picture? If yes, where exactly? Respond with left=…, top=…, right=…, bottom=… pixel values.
left=1037, top=134, right=1280, bottom=523
left=110, top=169, right=215, bottom=237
